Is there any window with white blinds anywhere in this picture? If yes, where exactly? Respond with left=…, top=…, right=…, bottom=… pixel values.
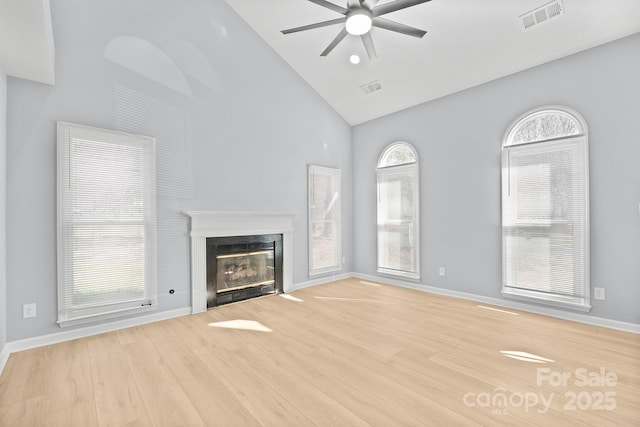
left=57, top=122, right=157, bottom=327
left=501, top=107, right=590, bottom=311
left=308, top=165, right=342, bottom=276
left=377, top=143, right=420, bottom=279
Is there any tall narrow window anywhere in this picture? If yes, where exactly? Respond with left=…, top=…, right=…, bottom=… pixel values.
left=502, top=107, right=590, bottom=311
left=57, top=122, right=157, bottom=327
left=377, top=142, right=419, bottom=279
left=308, top=165, right=342, bottom=276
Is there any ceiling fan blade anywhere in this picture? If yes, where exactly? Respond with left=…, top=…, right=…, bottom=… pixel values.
left=373, top=0, right=432, bottom=17
left=308, top=0, right=348, bottom=15
left=372, top=17, right=426, bottom=38
left=361, top=32, right=377, bottom=59
left=347, top=0, right=361, bottom=8
left=361, top=0, right=380, bottom=10
left=321, top=28, right=349, bottom=56
left=281, top=18, right=345, bottom=34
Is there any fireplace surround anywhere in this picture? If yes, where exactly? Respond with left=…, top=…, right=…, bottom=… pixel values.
left=185, top=211, right=294, bottom=313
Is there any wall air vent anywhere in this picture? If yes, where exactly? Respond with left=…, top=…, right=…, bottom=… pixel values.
left=360, top=80, right=382, bottom=95
left=520, top=0, right=564, bottom=30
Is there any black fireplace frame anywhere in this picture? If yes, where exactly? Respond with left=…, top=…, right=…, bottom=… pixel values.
left=206, top=234, right=283, bottom=308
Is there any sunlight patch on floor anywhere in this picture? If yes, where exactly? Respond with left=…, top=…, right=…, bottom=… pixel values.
left=314, top=296, right=382, bottom=303
left=279, top=294, right=304, bottom=302
left=359, top=281, right=382, bottom=287
left=477, top=305, right=519, bottom=315
left=500, top=350, right=554, bottom=363
left=208, top=319, right=272, bottom=332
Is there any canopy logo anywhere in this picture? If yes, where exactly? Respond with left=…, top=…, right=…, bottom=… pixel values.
left=462, top=388, right=553, bottom=415
left=462, top=367, right=618, bottom=416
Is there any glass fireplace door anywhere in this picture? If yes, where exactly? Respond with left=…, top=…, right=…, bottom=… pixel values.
left=206, top=234, right=282, bottom=307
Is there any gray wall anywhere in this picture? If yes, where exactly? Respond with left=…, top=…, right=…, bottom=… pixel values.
left=353, top=33, right=640, bottom=325
left=6, top=0, right=352, bottom=341
left=0, top=64, right=6, bottom=352
left=5, top=1, right=638, bottom=344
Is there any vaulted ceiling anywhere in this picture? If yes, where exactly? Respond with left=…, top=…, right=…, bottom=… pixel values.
left=223, top=0, right=640, bottom=124
left=1, top=1, right=639, bottom=125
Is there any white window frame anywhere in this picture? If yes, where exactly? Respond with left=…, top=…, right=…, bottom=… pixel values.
left=57, top=122, right=157, bottom=327
left=376, top=142, right=420, bottom=280
left=308, top=164, right=342, bottom=276
left=501, top=106, right=590, bottom=311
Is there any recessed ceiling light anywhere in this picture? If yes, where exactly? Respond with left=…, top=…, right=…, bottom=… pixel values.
left=345, top=9, right=372, bottom=36
left=349, top=54, right=361, bottom=64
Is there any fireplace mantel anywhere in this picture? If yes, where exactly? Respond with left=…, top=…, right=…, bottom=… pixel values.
left=185, top=211, right=294, bottom=313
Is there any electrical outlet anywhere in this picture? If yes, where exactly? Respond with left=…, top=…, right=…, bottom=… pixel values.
left=593, top=288, right=605, bottom=300
left=23, top=303, right=37, bottom=318
left=439, top=267, right=446, bottom=277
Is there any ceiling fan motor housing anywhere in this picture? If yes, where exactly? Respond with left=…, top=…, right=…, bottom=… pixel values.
left=346, top=8, right=373, bottom=35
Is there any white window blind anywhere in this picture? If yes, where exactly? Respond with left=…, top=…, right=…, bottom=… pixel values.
left=57, top=122, right=157, bottom=327
left=502, top=108, right=590, bottom=311
left=308, top=165, right=342, bottom=276
left=377, top=143, right=420, bottom=279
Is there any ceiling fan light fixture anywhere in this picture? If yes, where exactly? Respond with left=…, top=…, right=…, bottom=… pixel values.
left=345, top=9, right=372, bottom=35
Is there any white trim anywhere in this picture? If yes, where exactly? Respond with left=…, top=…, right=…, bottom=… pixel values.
left=308, top=164, right=342, bottom=277
left=290, top=272, right=352, bottom=293
left=0, top=344, right=9, bottom=377
left=184, top=211, right=295, bottom=313
left=56, top=121, right=158, bottom=327
left=502, top=105, right=588, bottom=147
left=501, top=108, right=590, bottom=312
left=376, top=149, right=420, bottom=279
left=58, top=302, right=158, bottom=328
left=308, top=266, right=343, bottom=278
left=502, top=288, right=591, bottom=312
left=377, top=267, right=420, bottom=281
left=352, top=273, right=640, bottom=334
left=377, top=141, right=418, bottom=168
left=0, top=307, right=190, bottom=376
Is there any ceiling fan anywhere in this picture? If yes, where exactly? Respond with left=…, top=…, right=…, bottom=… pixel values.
left=281, top=0, right=432, bottom=59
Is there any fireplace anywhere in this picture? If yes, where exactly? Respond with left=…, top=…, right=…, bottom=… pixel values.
left=185, top=211, right=294, bottom=313
left=206, top=234, right=283, bottom=307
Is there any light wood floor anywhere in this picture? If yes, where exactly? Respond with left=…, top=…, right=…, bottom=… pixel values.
left=1, top=278, right=639, bottom=426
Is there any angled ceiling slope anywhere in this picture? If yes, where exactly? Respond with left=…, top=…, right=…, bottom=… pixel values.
left=224, top=0, right=640, bottom=125
left=0, top=0, right=55, bottom=85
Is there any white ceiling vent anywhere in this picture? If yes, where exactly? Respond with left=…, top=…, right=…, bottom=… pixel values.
left=360, top=80, right=382, bottom=95
left=520, top=0, right=564, bottom=30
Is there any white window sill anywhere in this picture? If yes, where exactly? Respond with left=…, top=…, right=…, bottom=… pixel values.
left=309, top=266, right=343, bottom=278
left=502, top=288, right=591, bottom=312
left=58, top=303, right=157, bottom=328
left=377, top=268, right=420, bottom=282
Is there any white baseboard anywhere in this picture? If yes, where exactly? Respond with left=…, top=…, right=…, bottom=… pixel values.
left=287, top=272, right=352, bottom=293
left=353, top=273, right=640, bottom=334
left=0, top=343, right=9, bottom=377
left=3, top=307, right=191, bottom=364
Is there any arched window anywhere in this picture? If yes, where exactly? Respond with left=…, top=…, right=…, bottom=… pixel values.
left=502, top=106, right=590, bottom=311
left=377, top=142, right=420, bottom=279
